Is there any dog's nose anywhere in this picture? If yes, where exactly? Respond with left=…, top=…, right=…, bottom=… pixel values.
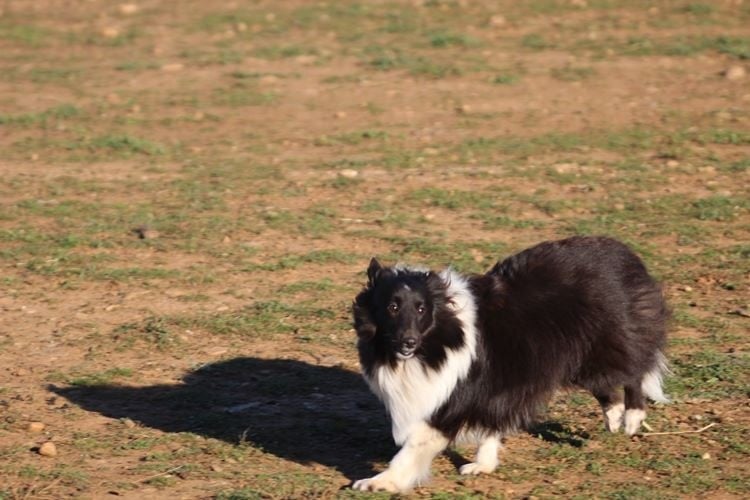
left=402, top=337, right=417, bottom=349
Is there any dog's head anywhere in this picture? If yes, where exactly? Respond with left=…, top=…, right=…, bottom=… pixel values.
left=353, top=258, right=445, bottom=360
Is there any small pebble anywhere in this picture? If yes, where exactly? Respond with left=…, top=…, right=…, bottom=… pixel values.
left=701, top=452, right=711, bottom=460
left=489, top=15, right=506, bottom=27
left=118, top=4, right=139, bottom=15
left=725, top=65, right=746, bottom=81
left=339, top=169, right=358, bottom=179
left=100, top=26, right=120, bottom=38
left=38, top=441, right=57, bottom=457
left=122, top=418, right=136, bottom=429
left=132, top=225, right=159, bottom=239
left=28, top=422, right=45, bottom=433
left=161, top=63, right=184, bottom=72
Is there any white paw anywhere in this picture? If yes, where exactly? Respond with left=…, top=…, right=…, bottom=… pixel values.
left=624, top=409, right=646, bottom=436
left=604, top=403, right=625, bottom=433
left=352, top=474, right=402, bottom=493
left=459, top=461, right=497, bottom=475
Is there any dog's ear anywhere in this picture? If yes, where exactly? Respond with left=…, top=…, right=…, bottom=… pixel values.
left=367, top=257, right=383, bottom=285
left=352, top=291, right=376, bottom=340
left=425, top=270, right=445, bottom=291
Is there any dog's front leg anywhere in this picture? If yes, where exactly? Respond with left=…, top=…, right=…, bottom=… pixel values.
left=352, top=421, right=449, bottom=493
left=459, top=434, right=500, bottom=475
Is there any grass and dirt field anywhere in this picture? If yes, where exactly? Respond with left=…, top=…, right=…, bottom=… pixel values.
left=1, top=0, right=749, bottom=498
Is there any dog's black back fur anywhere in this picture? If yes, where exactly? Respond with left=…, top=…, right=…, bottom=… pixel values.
left=429, top=236, right=668, bottom=438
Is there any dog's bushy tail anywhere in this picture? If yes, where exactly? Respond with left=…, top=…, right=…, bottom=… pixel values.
left=641, top=351, right=670, bottom=403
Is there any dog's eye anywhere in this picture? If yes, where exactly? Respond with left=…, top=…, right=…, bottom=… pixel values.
left=387, top=303, right=399, bottom=314
left=417, top=305, right=426, bottom=314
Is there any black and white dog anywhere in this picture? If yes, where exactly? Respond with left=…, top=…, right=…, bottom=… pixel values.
left=352, top=236, right=669, bottom=492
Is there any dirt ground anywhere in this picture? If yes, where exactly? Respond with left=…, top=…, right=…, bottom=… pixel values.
left=0, top=1, right=748, bottom=499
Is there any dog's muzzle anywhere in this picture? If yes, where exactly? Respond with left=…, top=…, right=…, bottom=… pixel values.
left=396, top=337, right=418, bottom=359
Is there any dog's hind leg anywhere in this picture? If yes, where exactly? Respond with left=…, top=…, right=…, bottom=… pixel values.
left=459, top=434, right=500, bottom=475
left=352, top=421, right=449, bottom=493
left=624, top=382, right=646, bottom=436
left=593, top=389, right=625, bottom=433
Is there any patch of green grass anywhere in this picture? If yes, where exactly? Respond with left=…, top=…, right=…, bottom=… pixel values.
left=550, top=65, right=596, bottom=81
left=25, top=257, right=183, bottom=281
left=180, top=48, right=244, bottom=66
left=694, top=128, right=750, bottom=145
left=381, top=235, right=508, bottom=272
left=604, top=483, right=668, bottom=500
left=121, top=437, right=166, bottom=451
left=691, top=196, right=747, bottom=221
left=14, top=464, right=88, bottom=489
left=379, top=9, right=420, bottom=34
left=587, top=34, right=750, bottom=59
left=716, top=36, right=750, bottom=59
left=259, top=206, right=337, bottom=237
left=453, top=125, right=750, bottom=162
left=28, top=67, right=79, bottom=83
left=328, top=175, right=362, bottom=189
left=315, top=129, right=389, bottom=146
left=212, top=86, right=278, bottom=107
left=0, top=104, right=82, bottom=126
left=144, top=474, right=178, bottom=488
left=725, top=474, right=750, bottom=493
left=682, top=3, right=714, bottom=16
left=365, top=46, right=461, bottom=78
left=521, top=33, right=554, bottom=50
left=231, top=71, right=296, bottom=80
left=68, top=368, right=134, bottom=387
left=476, top=214, right=546, bottom=230
left=115, top=60, right=162, bottom=71
left=91, top=135, right=166, bottom=155
left=458, top=132, right=586, bottom=159
left=113, top=317, right=178, bottom=350
left=407, top=187, right=494, bottom=210
left=195, top=12, right=254, bottom=32
left=0, top=23, right=49, bottom=46
left=668, top=350, right=749, bottom=399
left=721, top=158, right=750, bottom=173
left=428, top=30, right=479, bottom=48
left=167, top=300, right=339, bottom=342
left=88, top=27, right=140, bottom=47
left=253, top=44, right=318, bottom=60
left=216, top=473, right=331, bottom=499
left=278, top=278, right=337, bottom=295
left=492, top=73, right=520, bottom=85
left=244, top=249, right=357, bottom=272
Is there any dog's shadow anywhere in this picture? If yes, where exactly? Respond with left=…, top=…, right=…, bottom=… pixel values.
left=51, top=357, right=395, bottom=479
left=529, top=421, right=590, bottom=447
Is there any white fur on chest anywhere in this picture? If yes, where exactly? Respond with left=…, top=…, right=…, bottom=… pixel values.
left=365, top=269, right=478, bottom=445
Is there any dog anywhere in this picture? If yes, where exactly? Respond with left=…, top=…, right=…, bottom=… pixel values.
left=351, top=236, right=669, bottom=492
